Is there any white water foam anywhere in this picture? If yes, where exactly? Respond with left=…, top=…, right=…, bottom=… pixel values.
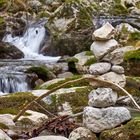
left=3, top=25, right=60, bottom=61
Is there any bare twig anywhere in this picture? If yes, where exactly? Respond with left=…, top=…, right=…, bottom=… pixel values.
left=13, top=75, right=140, bottom=122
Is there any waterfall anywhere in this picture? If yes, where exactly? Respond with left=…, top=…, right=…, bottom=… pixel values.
left=1, top=20, right=61, bottom=94
left=3, top=22, right=60, bottom=61
left=0, top=73, right=29, bottom=94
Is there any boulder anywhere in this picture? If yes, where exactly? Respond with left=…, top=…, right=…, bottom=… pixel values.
left=90, top=39, right=118, bottom=60
left=92, top=22, right=116, bottom=41
left=0, top=114, right=15, bottom=127
left=89, top=62, right=111, bottom=75
left=28, top=136, right=69, bottom=140
left=99, top=72, right=126, bottom=87
left=0, top=129, right=12, bottom=140
left=69, top=127, right=98, bottom=140
left=100, top=118, right=140, bottom=140
left=83, top=106, right=131, bottom=133
left=111, top=65, right=124, bottom=74
left=88, top=88, right=118, bottom=108
left=102, top=46, right=136, bottom=64
left=0, top=42, right=24, bottom=59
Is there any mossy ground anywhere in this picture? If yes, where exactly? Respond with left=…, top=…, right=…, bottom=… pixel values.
left=38, top=75, right=89, bottom=90
left=0, top=92, right=47, bottom=115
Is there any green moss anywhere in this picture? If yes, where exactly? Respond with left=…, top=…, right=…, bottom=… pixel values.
left=0, top=17, right=4, bottom=25
left=113, top=4, right=128, bottom=15
left=129, top=32, right=140, bottom=40
left=136, top=2, right=140, bottom=9
left=0, top=92, right=47, bottom=115
left=84, top=57, right=96, bottom=66
left=0, top=123, right=9, bottom=129
left=67, top=57, right=78, bottom=63
left=124, top=49, right=140, bottom=61
left=41, top=75, right=86, bottom=90
left=26, top=66, right=49, bottom=81
left=85, top=51, right=93, bottom=56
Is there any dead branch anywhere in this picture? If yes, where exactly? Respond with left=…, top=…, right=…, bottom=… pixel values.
left=13, top=75, right=140, bottom=122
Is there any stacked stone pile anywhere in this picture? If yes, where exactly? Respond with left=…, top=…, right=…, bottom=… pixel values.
left=83, top=87, right=131, bottom=133
left=90, top=22, right=126, bottom=87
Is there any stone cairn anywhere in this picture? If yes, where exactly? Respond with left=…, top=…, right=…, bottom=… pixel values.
left=83, top=22, right=131, bottom=133
left=69, top=23, right=132, bottom=139
left=89, top=22, right=127, bottom=88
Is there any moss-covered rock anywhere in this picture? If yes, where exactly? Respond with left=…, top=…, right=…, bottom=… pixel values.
left=100, top=118, right=140, bottom=140
left=123, top=49, right=140, bottom=76
left=0, top=16, right=6, bottom=41
left=0, top=42, right=24, bottom=59
left=0, top=92, right=47, bottom=115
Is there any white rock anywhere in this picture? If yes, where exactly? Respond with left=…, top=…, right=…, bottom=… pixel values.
left=74, top=51, right=95, bottom=66
left=92, top=22, right=116, bottom=41
left=83, top=106, right=131, bottom=133
left=57, top=72, right=73, bottom=78
left=69, top=127, right=97, bottom=140
left=20, top=110, right=48, bottom=124
left=90, top=39, right=118, bottom=60
left=0, top=114, right=15, bottom=127
left=99, top=72, right=126, bottom=87
left=111, top=65, right=124, bottom=74
left=0, top=129, right=12, bottom=140
left=102, top=46, right=136, bottom=64
left=89, top=62, right=111, bottom=75
left=88, top=88, right=118, bottom=108
left=28, top=136, right=69, bottom=140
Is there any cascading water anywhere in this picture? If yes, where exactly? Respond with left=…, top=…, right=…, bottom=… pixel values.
left=3, top=22, right=60, bottom=61
left=0, top=20, right=60, bottom=94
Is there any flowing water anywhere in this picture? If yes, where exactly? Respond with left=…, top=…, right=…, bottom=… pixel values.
left=0, top=20, right=60, bottom=94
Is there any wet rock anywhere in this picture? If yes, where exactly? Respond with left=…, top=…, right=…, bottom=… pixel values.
left=83, top=106, right=131, bottom=133
left=69, top=127, right=98, bottom=140
left=0, top=42, right=24, bottom=59
left=99, top=72, right=126, bottom=87
left=90, top=39, right=118, bottom=60
left=92, top=22, right=116, bottom=41
left=28, top=136, right=69, bottom=140
left=89, top=62, right=111, bottom=75
left=0, top=129, right=12, bottom=140
left=111, top=65, right=124, bottom=74
left=88, top=88, right=118, bottom=108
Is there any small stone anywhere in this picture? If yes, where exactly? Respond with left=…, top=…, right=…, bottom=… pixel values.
left=89, top=62, right=111, bottom=75
left=83, top=106, right=131, bottom=133
left=111, top=65, right=124, bottom=74
left=92, top=22, right=116, bottom=41
left=88, top=88, right=118, bottom=108
left=69, top=127, right=98, bottom=140
left=90, top=39, right=118, bottom=60
left=28, top=136, right=69, bottom=140
left=99, top=72, right=126, bottom=87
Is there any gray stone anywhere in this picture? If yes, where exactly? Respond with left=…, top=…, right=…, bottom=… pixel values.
left=69, top=127, right=97, bottom=140
left=92, top=22, right=116, bottom=41
left=102, top=46, right=136, bottom=64
left=90, top=39, right=118, bottom=60
left=28, top=136, right=69, bottom=140
left=111, top=65, right=124, bottom=74
left=88, top=88, right=118, bottom=108
left=89, top=62, right=111, bottom=75
left=83, top=106, right=131, bottom=133
left=99, top=72, right=126, bottom=87
left=57, top=72, right=73, bottom=78
left=0, top=129, right=12, bottom=140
